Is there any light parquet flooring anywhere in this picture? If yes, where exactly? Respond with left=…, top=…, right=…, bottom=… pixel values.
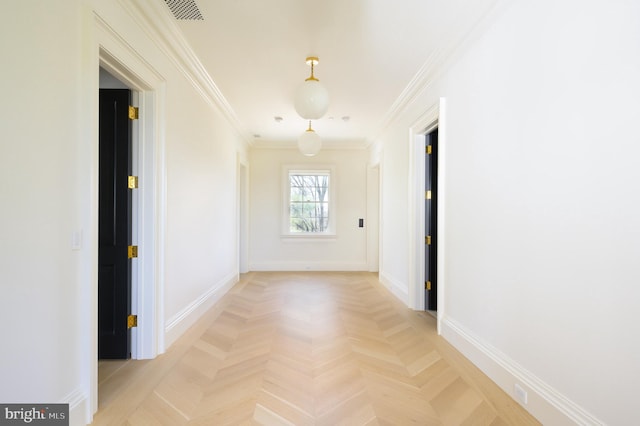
left=92, top=272, right=540, bottom=425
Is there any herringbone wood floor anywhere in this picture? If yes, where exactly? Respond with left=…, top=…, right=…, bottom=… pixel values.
left=93, top=272, right=540, bottom=425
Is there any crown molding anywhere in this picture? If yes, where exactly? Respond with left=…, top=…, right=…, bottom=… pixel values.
left=366, top=43, right=444, bottom=147
left=119, top=0, right=252, bottom=147
left=367, top=0, right=512, bottom=146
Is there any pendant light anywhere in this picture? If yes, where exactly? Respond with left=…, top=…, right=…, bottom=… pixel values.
left=298, top=121, right=322, bottom=156
left=294, top=57, right=329, bottom=120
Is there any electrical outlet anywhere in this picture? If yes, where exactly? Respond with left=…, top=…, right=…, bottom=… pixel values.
left=514, top=383, right=528, bottom=405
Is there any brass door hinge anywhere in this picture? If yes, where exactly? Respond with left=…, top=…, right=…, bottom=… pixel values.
left=128, top=105, right=139, bottom=120
left=425, top=190, right=431, bottom=200
left=128, top=245, right=138, bottom=259
left=425, top=236, right=431, bottom=245
left=426, top=145, right=432, bottom=155
left=128, top=176, right=138, bottom=189
left=425, top=281, right=432, bottom=291
left=127, top=314, right=137, bottom=328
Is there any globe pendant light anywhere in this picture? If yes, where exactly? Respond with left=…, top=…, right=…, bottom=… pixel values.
left=298, top=121, right=322, bottom=156
left=294, top=57, right=329, bottom=120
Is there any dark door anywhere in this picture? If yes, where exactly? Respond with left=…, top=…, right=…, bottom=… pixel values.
left=98, top=89, right=132, bottom=359
left=425, top=128, right=438, bottom=311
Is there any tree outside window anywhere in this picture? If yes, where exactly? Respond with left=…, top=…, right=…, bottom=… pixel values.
left=289, top=171, right=330, bottom=233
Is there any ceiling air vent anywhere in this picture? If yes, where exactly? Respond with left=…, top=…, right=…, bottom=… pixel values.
left=164, top=0, right=204, bottom=20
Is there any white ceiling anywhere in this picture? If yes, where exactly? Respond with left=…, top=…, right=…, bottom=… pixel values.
left=165, top=0, right=499, bottom=149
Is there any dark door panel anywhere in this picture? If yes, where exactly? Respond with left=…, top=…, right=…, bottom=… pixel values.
left=98, top=89, right=132, bottom=359
left=425, top=128, right=438, bottom=311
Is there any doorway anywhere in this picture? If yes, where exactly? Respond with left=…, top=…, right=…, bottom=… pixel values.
left=97, top=55, right=165, bottom=362
left=409, top=97, right=446, bottom=332
left=238, top=161, right=249, bottom=273
left=98, top=87, right=134, bottom=359
left=368, top=165, right=380, bottom=272
left=425, top=128, right=438, bottom=311
left=92, top=25, right=166, bottom=421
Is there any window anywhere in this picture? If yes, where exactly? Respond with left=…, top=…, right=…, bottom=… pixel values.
left=283, top=167, right=335, bottom=236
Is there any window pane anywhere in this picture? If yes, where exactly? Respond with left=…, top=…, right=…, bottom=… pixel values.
left=288, top=171, right=331, bottom=233
left=290, top=186, right=302, bottom=201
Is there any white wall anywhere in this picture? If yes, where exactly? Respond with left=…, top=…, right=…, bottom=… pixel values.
left=0, top=0, right=85, bottom=413
left=377, top=0, right=640, bottom=424
left=378, top=123, right=412, bottom=303
left=0, top=1, right=245, bottom=424
left=249, top=148, right=369, bottom=271
left=162, top=74, right=240, bottom=335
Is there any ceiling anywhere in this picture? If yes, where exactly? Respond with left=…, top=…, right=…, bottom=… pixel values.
left=161, top=0, right=499, bottom=149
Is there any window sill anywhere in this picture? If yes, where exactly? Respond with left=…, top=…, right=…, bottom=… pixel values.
left=280, top=233, right=337, bottom=242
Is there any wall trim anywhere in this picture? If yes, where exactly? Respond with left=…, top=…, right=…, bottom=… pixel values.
left=366, top=165, right=380, bottom=273
left=368, top=46, right=447, bottom=146
left=64, top=387, right=88, bottom=426
left=249, top=262, right=368, bottom=272
left=378, top=271, right=409, bottom=305
left=118, top=0, right=250, bottom=149
left=164, top=272, right=238, bottom=347
left=91, top=9, right=169, bottom=419
left=407, top=98, right=447, bottom=335
left=441, top=317, right=604, bottom=426
left=367, top=0, right=513, bottom=146
left=407, top=102, right=439, bottom=312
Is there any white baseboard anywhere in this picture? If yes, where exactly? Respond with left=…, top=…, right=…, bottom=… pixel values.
left=64, top=387, right=88, bottom=426
left=164, top=272, right=238, bottom=348
left=441, top=317, right=604, bottom=426
left=378, top=270, right=409, bottom=305
left=249, top=261, right=368, bottom=271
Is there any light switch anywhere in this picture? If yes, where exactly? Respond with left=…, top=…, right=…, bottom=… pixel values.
left=71, top=230, right=82, bottom=250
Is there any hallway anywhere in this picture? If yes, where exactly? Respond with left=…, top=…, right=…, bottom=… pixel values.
left=93, top=272, right=539, bottom=425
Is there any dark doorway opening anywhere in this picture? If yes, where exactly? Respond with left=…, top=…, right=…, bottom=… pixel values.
left=98, top=89, right=133, bottom=359
left=425, top=127, right=438, bottom=311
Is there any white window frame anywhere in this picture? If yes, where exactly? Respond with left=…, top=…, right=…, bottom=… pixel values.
left=282, top=165, right=337, bottom=238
